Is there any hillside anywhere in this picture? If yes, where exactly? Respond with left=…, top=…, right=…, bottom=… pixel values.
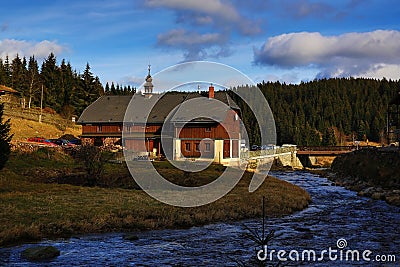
left=3, top=103, right=81, bottom=142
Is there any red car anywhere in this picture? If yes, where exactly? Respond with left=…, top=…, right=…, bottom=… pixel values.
left=27, top=137, right=58, bottom=147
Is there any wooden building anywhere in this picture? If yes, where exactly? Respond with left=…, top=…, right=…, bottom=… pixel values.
left=0, top=85, right=19, bottom=103
left=77, top=67, right=241, bottom=164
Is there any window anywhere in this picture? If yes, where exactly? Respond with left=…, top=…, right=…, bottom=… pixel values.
left=205, top=127, right=211, bottom=132
left=185, top=142, right=191, bottom=152
left=97, top=125, right=102, bottom=132
left=195, top=143, right=200, bottom=151
left=205, top=143, right=211, bottom=151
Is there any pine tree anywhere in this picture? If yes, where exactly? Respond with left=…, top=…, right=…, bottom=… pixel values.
left=41, top=53, right=61, bottom=111
left=322, top=127, right=337, bottom=146
left=72, top=63, right=103, bottom=115
left=110, top=82, right=116, bottom=95
left=11, top=54, right=26, bottom=92
left=357, top=120, right=368, bottom=141
left=0, top=59, right=5, bottom=85
left=3, top=56, right=12, bottom=87
left=104, top=82, right=110, bottom=95
left=0, top=103, right=13, bottom=169
left=59, top=60, right=76, bottom=118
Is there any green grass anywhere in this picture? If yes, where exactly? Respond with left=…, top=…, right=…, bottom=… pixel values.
left=0, top=149, right=311, bottom=247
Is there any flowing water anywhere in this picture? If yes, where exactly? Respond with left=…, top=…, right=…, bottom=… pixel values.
left=1, top=171, right=399, bottom=266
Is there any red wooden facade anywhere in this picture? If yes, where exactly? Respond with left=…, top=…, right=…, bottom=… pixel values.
left=176, top=109, right=241, bottom=158
left=78, top=89, right=241, bottom=161
left=82, top=124, right=122, bottom=136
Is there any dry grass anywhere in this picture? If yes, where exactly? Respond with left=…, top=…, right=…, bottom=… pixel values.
left=8, top=117, right=81, bottom=141
left=3, top=103, right=81, bottom=141
left=0, top=151, right=311, bottom=247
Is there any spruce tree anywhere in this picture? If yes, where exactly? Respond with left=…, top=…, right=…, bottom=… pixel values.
left=0, top=103, right=13, bottom=170
left=41, top=53, right=61, bottom=111
left=322, top=127, right=337, bottom=146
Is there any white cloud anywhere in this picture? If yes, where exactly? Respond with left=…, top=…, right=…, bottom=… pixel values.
left=144, top=0, right=261, bottom=61
left=157, top=29, right=230, bottom=61
left=145, top=0, right=260, bottom=43
left=146, top=0, right=241, bottom=24
left=282, top=0, right=334, bottom=19
left=0, top=39, right=64, bottom=59
left=360, top=64, right=400, bottom=80
left=157, top=29, right=224, bottom=47
left=254, top=30, right=400, bottom=79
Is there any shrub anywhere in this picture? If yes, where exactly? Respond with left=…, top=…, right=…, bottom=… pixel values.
left=73, top=145, right=111, bottom=186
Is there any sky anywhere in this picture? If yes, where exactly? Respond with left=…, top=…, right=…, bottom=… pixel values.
left=1, top=0, right=400, bottom=87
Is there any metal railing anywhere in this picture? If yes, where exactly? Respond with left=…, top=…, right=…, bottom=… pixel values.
left=241, top=146, right=296, bottom=159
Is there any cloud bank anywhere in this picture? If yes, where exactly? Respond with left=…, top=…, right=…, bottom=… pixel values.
left=145, top=0, right=260, bottom=60
left=156, top=29, right=230, bottom=60
left=254, top=30, right=400, bottom=80
left=0, top=39, right=64, bottom=59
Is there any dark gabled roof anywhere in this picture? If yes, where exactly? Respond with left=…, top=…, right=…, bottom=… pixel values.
left=78, top=95, right=132, bottom=123
left=0, top=85, right=18, bottom=93
left=78, top=91, right=240, bottom=124
left=214, top=91, right=239, bottom=110
left=168, top=95, right=236, bottom=123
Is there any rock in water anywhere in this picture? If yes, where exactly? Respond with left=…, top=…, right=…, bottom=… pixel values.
left=21, top=246, right=60, bottom=261
left=123, top=233, right=139, bottom=241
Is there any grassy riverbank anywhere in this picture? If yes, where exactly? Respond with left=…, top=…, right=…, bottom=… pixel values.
left=0, top=149, right=311, bottom=247
left=330, top=148, right=400, bottom=206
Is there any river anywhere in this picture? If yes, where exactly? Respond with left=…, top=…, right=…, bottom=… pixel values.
left=1, top=171, right=399, bottom=266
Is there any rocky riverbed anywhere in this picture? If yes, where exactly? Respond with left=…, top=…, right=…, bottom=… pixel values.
left=328, top=147, right=400, bottom=207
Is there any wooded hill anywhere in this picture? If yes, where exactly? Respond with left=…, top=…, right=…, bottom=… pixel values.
left=230, top=78, right=399, bottom=146
left=0, top=53, right=134, bottom=119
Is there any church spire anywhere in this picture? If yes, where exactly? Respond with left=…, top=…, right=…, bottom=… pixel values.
left=144, top=64, right=153, bottom=96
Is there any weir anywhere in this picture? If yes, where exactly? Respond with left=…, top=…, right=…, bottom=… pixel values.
left=241, top=145, right=303, bottom=169
left=241, top=145, right=357, bottom=169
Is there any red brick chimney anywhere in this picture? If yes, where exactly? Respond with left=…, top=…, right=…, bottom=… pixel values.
left=208, top=84, right=214, bottom=99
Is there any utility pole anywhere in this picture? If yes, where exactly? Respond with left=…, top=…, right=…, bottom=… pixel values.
left=39, top=84, right=43, bottom=123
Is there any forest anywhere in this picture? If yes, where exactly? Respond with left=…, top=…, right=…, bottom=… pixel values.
left=230, top=78, right=400, bottom=146
left=0, top=53, right=133, bottom=118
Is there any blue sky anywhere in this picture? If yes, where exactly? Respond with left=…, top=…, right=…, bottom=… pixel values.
left=1, top=0, right=400, bottom=87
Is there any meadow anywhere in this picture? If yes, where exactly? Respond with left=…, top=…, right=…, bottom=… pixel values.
left=0, top=148, right=310, bottom=247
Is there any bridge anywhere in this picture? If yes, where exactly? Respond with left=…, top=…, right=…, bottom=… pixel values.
left=241, top=146, right=302, bottom=169
left=241, top=145, right=359, bottom=169
left=296, top=146, right=356, bottom=156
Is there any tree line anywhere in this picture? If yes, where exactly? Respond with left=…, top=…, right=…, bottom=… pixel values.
left=104, top=82, right=136, bottom=96
left=2, top=52, right=399, bottom=147
left=230, top=78, right=400, bottom=146
left=0, top=53, right=133, bottom=118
